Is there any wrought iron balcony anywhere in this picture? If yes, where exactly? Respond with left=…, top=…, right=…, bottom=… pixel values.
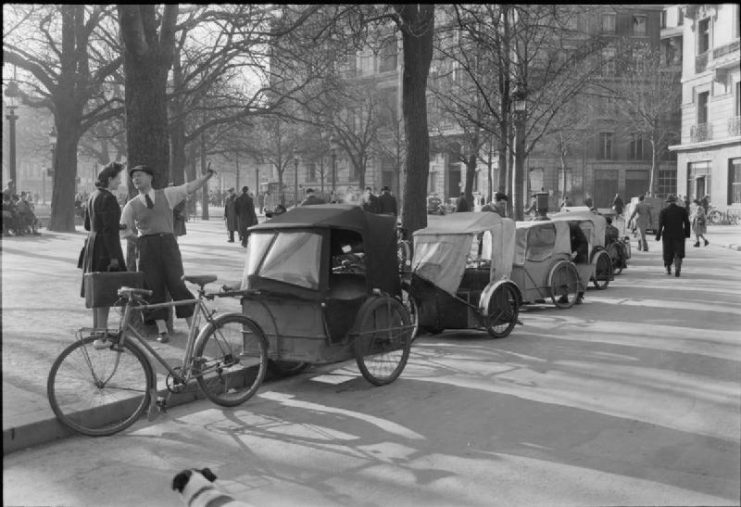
left=713, top=40, right=740, bottom=59
left=729, top=116, right=741, bottom=137
left=690, top=123, right=712, bottom=143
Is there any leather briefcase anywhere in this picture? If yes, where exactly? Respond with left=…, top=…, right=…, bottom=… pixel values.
left=84, top=271, right=145, bottom=309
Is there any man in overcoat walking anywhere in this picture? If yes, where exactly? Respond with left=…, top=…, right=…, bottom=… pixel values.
left=235, top=186, right=258, bottom=247
left=655, top=194, right=691, bottom=277
left=224, top=187, right=238, bottom=242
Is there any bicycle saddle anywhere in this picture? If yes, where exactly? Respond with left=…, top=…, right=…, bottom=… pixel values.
left=183, top=275, right=218, bottom=287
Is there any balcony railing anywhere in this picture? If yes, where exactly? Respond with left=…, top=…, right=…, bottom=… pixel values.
left=690, top=123, right=712, bottom=143
left=729, top=116, right=741, bottom=137
left=713, top=40, right=740, bottom=59
left=695, top=51, right=709, bottom=73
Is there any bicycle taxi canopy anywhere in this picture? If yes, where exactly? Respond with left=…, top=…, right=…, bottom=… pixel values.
left=241, top=204, right=399, bottom=299
left=513, top=219, right=572, bottom=267
left=412, top=212, right=515, bottom=296
left=549, top=208, right=607, bottom=254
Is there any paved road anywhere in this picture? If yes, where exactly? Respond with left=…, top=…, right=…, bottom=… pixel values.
left=4, top=231, right=740, bottom=506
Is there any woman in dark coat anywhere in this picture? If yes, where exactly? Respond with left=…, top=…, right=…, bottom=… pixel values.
left=79, top=162, right=127, bottom=332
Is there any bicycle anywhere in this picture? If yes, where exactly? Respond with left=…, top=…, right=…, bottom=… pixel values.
left=47, top=275, right=269, bottom=436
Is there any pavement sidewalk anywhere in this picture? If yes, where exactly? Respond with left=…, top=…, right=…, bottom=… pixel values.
left=2, top=218, right=740, bottom=455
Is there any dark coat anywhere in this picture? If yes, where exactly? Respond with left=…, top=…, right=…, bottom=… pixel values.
left=378, top=192, right=398, bottom=215
left=79, top=188, right=126, bottom=297
left=612, top=195, right=624, bottom=215
left=362, top=194, right=380, bottom=213
left=656, top=203, right=690, bottom=262
left=235, top=192, right=258, bottom=234
left=300, top=194, right=326, bottom=206
left=224, top=194, right=238, bottom=231
left=455, top=195, right=471, bottom=212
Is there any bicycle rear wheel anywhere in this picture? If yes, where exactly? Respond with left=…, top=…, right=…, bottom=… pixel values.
left=47, top=334, right=153, bottom=436
left=194, top=314, right=268, bottom=407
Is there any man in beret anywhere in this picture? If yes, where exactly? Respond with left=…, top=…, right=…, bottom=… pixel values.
left=120, top=162, right=214, bottom=342
left=482, top=192, right=508, bottom=217
left=377, top=186, right=398, bottom=216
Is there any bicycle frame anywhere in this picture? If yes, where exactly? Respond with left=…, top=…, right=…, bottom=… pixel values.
left=114, top=296, right=216, bottom=387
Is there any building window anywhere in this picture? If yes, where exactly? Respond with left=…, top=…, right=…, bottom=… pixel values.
left=660, top=11, right=667, bottom=29
left=306, top=162, right=316, bottom=182
left=698, top=18, right=710, bottom=54
left=697, top=90, right=709, bottom=124
left=677, top=8, right=684, bottom=26
left=736, top=81, right=741, bottom=117
left=730, top=159, right=741, bottom=205
left=630, top=133, right=644, bottom=160
left=378, top=38, right=397, bottom=73
left=602, top=13, right=616, bottom=33
left=601, top=47, right=616, bottom=76
left=598, top=133, right=614, bottom=159
left=657, top=169, right=677, bottom=197
left=633, top=15, right=647, bottom=35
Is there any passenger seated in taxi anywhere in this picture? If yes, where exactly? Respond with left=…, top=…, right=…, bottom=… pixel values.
left=604, top=216, right=620, bottom=245
left=569, top=222, right=589, bottom=264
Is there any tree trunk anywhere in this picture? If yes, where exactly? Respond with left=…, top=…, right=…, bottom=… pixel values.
left=119, top=5, right=177, bottom=190
left=648, top=137, right=657, bottom=197
left=170, top=53, right=186, bottom=186
left=49, top=115, right=81, bottom=232
left=200, top=134, right=209, bottom=219
left=395, top=5, right=434, bottom=239
left=186, top=142, right=197, bottom=217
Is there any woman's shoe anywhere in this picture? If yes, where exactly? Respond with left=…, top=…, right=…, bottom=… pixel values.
left=693, top=241, right=700, bottom=247
left=157, top=332, right=170, bottom=344
left=704, top=239, right=709, bottom=246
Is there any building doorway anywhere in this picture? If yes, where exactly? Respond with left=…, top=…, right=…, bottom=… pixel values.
left=625, top=169, right=650, bottom=199
left=448, top=166, right=461, bottom=201
left=594, top=169, right=619, bottom=208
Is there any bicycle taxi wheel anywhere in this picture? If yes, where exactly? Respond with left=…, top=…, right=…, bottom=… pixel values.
left=591, top=250, right=612, bottom=290
left=352, top=295, right=413, bottom=386
left=548, top=260, right=580, bottom=308
left=194, top=313, right=268, bottom=406
left=47, top=332, right=154, bottom=436
left=482, top=282, right=520, bottom=338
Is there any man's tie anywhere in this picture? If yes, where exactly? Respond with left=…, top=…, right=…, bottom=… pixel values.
left=145, top=194, right=154, bottom=209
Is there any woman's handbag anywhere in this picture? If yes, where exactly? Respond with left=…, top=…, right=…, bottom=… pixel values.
left=77, top=238, right=88, bottom=269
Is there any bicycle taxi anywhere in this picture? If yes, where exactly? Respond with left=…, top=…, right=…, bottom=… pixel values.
left=404, top=212, right=522, bottom=338
left=511, top=218, right=584, bottom=308
left=239, top=204, right=414, bottom=385
left=549, top=207, right=613, bottom=290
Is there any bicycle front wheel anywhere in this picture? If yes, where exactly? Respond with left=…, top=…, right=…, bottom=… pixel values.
left=47, top=335, right=153, bottom=436
left=194, top=314, right=268, bottom=407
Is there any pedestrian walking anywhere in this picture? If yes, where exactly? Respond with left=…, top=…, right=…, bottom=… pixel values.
left=612, top=193, right=625, bottom=236
left=700, top=195, right=710, bottom=214
left=361, top=187, right=380, bottom=213
left=482, top=192, right=508, bottom=217
left=560, top=195, right=572, bottom=210
left=377, top=186, right=398, bottom=215
left=455, top=192, right=471, bottom=212
left=235, top=186, right=258, bottom=247
left=629, top=194, right=653, bottom=252
left=120, top=162, right=215, bottom=342
left=300, top=188, right=326, bottom=206
left=79, top=162, right=128, bottom=346
left=224, top=187, right=238, bottom=242
left=655, top=194, right=691, bottom=277
left=173, top=198, right=187, bottom=237
left=690, top=198, right=709, bottom=247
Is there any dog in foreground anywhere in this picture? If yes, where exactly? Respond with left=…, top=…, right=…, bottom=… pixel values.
left=172, top=468, right=252, bottom=507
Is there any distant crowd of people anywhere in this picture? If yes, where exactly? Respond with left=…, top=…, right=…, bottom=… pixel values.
left=2, top=181, right=40, bottom=236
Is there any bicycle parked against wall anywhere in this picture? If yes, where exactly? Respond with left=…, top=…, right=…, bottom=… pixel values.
left=47, top=276, right=268, bottom=436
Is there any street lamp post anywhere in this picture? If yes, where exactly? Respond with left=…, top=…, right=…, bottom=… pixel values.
left=513, top=83, right=527, bottom=221
left=293, top=148, right=300, bottom=207
left=5, top=78, right=21, bottom=193
left=329, top=135, right=338, bottom=199
left=48, top=126, right=57, bottom=205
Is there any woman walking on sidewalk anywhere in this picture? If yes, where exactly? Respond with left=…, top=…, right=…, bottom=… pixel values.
left=690, top=198, right=709, bottom=247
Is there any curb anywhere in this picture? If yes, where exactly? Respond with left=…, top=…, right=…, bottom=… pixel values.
left=3, top=383, right=207, bottom=455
